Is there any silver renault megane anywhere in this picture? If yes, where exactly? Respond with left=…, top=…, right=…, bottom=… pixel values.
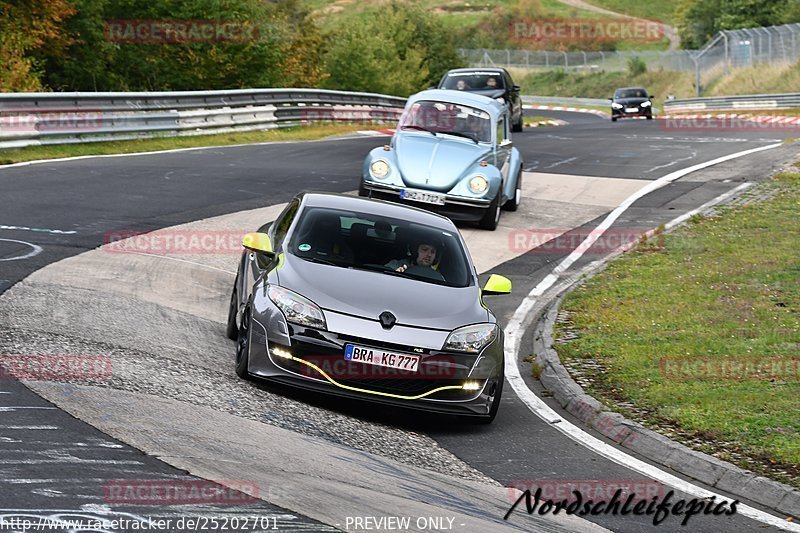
left=226, top=192, right=512, bottom=422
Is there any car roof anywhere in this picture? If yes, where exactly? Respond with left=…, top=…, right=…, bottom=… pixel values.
left=406, top=89, right=505, bottom=119
left=300, top=192, right=457, bottom=229
left=444, top=68, right=508, bottom=76
left=615, top=87, right=648, bottom=92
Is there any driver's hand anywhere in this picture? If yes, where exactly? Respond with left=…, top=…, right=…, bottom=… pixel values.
left=395, top=264, right=409, bottom=272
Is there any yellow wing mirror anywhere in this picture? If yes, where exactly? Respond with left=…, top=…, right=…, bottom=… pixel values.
left=483, top=274, right=512, bottom=295
left=242, top=232, right=275, bottom=256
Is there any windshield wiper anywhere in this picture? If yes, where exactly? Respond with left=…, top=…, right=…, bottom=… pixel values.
left=350, top=264, right=414, bottom=279
left=438, top=130, right=480, bottom=144
left=300, top=256, right=342, bottom=267
left=400, top=125, right=436, bottom=136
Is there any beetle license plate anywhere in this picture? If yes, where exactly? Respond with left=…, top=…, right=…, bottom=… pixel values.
left=344, top=344, right=420, bottom=372
left=400, top=189, right=446, bottom=205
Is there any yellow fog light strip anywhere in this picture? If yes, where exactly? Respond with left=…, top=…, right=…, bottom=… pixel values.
left=271, top=347, right=293, bottom=359
left=291, top=357, right=465, bottom=400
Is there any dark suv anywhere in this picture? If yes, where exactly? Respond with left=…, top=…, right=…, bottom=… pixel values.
left=610, top=87, right=654, bottom=121
left=438, top=68, right=523, bottom=132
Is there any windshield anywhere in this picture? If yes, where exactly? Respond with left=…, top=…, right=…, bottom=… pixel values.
left=441, top=72, right=505, bottom=91
left=288, top=207, right=472, bottom=287
left=398, top=101, right=492, bottom=143
left=615, top=88, right=648, bottom=99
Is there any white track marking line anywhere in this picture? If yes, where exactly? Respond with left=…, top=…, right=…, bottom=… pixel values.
left=505, top=142, right=800, bottom=531
left=0, top=239, right=43, bottom=262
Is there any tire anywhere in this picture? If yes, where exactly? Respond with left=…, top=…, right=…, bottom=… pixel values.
left=475, top=367, right=504, bottom=424
left=512, top=115, right=523, bottom=133
left=646, top=114, right=653, bottom=120
left=478, top=194, right=501, bottom=231
left=503, top=168, right=522, bottom=212
left=235, top=306, right=252, bottom=380
left=225, top=280, right=239, bottom=340
left=611, top=116, right=618, bottom=122
left=358, top=182, right=368, bottom=197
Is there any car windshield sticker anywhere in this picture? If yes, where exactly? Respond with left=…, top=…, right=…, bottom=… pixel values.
left=298, top=243, right=311, bottom=252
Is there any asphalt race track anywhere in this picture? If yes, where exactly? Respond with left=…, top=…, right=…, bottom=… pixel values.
left=1, top=111, right=798, bottom=532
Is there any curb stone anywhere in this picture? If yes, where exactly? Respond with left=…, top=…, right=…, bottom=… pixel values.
left=530, top=183, right=800, bottom=520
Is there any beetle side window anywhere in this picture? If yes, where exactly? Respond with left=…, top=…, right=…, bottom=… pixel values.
left=497, top=117, right=507, bottom=144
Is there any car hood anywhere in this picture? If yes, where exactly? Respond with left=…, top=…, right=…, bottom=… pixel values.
left=279, top=255, right=487, bottom=330
left=395, top=134, right=491, bottom=191
left=614, top=97, right=649, bottom=106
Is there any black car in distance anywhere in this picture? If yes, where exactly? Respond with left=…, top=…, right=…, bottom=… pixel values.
left=610, top=87, right=654, bottom=121
left=438, top=67, right=524, bottom=132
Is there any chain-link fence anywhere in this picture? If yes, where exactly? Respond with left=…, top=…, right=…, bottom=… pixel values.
left=459, top=23, right=800, bottom=96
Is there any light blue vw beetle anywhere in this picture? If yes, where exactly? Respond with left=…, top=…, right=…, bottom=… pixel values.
left=359, top=89, right=523, bottom=231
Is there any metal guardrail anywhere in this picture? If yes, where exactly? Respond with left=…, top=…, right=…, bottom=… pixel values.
left=522, top=95, right=610, bottom=107
left=0, top=89, right=407, bottom=149
left=664, top=92, right=800, bottom=113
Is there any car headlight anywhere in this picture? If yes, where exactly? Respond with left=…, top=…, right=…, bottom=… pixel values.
left=641, top=101, right=652, bottom=107
left=370, top=160, right=390, bottom=179
left=611, top=102, right=623, bottom=109
left=443, top=323, right=497, bottom=353
left=468, top=175, right=489, bottom=194
left=267, top=285, right=326, bottom=330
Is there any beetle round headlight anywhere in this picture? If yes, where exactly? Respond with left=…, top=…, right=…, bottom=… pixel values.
left=370, top=160, right=390, bottom=179
left=469, top=176, right=488, bottom=194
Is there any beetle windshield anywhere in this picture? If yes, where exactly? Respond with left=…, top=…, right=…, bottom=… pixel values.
left=288, top=207, right=472, bottom=288
left=399, top=101, right=492, bottom=143
left=442, top=72, right=505, bottom=90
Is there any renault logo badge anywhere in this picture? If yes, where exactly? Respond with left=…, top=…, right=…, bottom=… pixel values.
left=379, top=311, right=396, bottom=329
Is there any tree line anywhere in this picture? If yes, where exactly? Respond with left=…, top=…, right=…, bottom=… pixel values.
left=0, top=0, right=462, bottom=96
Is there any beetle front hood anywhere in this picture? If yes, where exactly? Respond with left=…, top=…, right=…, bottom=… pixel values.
left=395, top=134, right=492, bottom=191
left=279, top=255, right=487, bottom=330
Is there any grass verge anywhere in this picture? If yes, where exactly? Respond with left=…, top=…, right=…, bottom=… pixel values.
left=554, top=172, right=800, bottom=490
left=0, top=124, right=373, bottom=166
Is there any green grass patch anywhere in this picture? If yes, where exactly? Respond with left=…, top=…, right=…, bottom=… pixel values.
left=555, top=174, right=800, bottom=488
left=588, top=0, right=678, bottom=25
left=0, top=124, right=371, bottom=165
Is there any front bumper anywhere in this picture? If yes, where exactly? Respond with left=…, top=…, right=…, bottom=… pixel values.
left=361, top=181, right=492, bottom=223
left=248, top=316, right=502, bottom=417
left=612, top=107, right=652, bottom=118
